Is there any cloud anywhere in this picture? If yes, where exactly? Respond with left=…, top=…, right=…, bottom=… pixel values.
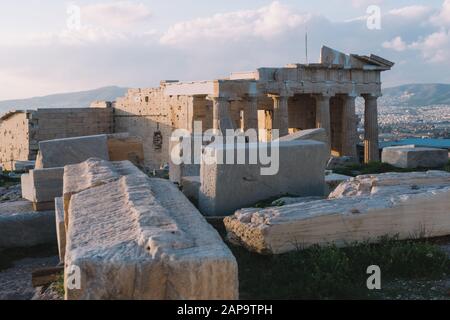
left=382, top=36, right=407, bottom=51
left=431, top=0, right=450, bottom=26
left=3, top=1, right=450, bottom=100
left=0, top=2, right=156, bottom=47
left=160, top=1, right=310, bottom=45
left=81, top=1, right=152, bottom=29
left=410, top=30, right=450, bottom=63
left=350, top=0, right=383, bottom=9
left=382, top=2, right=450, bottom=64
left=388, top=5, right=433, bottom=19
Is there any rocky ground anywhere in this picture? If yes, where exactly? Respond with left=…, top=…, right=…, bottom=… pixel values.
left=0, top=232, right=449, bottom=300
left=0, top=184, right=22, bottom=202
left=0, top=181, right=62, bottom=300
left=0, top=255, right=60, bottom=300
left=0, top=181, right=449, bottom=300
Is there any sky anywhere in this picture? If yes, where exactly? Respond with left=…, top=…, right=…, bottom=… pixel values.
left=0, top=0, right=449, bottom=100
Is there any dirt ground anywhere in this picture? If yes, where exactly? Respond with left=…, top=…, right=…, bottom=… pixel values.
left=0, top=255, right=59, bottom=300
left=0, top=243, right=448, bottom=300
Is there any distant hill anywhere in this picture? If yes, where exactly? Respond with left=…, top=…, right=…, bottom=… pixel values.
left=0, top=86, right=128, bottom=115
left=1, top=83, right=449, bottom=115
left=380, top=83, right=450, bottom=107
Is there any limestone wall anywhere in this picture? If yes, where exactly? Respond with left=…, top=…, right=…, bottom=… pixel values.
left=114, top=87, right=194, bottom=170
left=0, top=113, right=30, bottom=170
left=192, top=96, right=213, bottom=129
left=29, top=108, right=113, bottom=159
left=0, top=108, right=113, bottom=170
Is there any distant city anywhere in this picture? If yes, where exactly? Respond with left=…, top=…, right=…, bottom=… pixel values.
left=356, top=104, right=450, bottom=142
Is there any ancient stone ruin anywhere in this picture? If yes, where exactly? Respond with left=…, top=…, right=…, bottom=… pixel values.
left=1, top=46, right=394, bottom=172
left=2, top=45, right=450, bottom=300
left=0, top=108, right=112, bottom=171
left=224, top=171, right=450, bottom=254
left=63, top=158, right=238, bottom=300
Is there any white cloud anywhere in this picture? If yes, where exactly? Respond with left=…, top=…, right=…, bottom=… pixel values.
left=81, top=1, right=152, bottom=29
left=410, top=30, right=450, bottom=63
left=382, top=36, right=407, bottom=51
left=382, top=2, right=450, bottom=64
left=0, top=2, right=156, bottom=47
left=431, top=0, right=450, bottom=26
left=388, top=5, right=433, bottom=19
left=3, top=0, right=450, bottom=100
left=160, top=1, right=310, bottom=45
left=350, top=0, right=383, bottom=9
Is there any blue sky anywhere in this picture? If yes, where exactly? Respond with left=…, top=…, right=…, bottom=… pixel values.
left=1, top=0, right=449, bottom=100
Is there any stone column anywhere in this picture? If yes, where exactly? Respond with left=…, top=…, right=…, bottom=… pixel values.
left=244, top=96, right=258, bottom=131
left=341, top=95, right=358, bottom=160
left=211, top=96, right=235, bottom=135
left=270, top=94, right=289, bottom=137
left=314, top=93, right=332, bottom=153
left=363, top=94, right=380, bottom=163
left=186, top=96, right=195, bottom=133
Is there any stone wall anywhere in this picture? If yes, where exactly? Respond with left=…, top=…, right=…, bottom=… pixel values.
left=0, top=108, right=113, bottom=170
left=29, top=108, right=113, bottom=159
left=0, top=112, right=30, bottom=170
left=113, top=87, right=193, bottom=170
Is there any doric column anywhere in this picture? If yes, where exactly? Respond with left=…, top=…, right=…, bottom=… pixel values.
left=244, top=95, right=258, bottom=131
left=341, top=95, right=358, bottom=160
left=211, top=96, right=235, bottom=135
left=363, top=94, right=380, bottom=163
left=270, top=94, right=289, bottom=137
left=314, top=93, right=332, bottom=153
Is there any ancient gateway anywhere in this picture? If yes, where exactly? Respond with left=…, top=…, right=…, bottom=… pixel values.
left=118, top=46, right=393, bottom=167
left=0, top=46, right=393, bottom=171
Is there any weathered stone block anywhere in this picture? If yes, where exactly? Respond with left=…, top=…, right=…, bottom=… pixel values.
left=199, top=140, right=328, bottom=216
left=64, top=159, right=238, bottom=300
left=13, top=160, right=35, bottom=172
left=38, top=134, right=110, bottom=168
left=0, top=200, right=56, bottom=248
left=382, top=147, right=448, bottom=169
left=325, top=172, right=352, bottom=195
left=55, top=197, right=66, bottom=263
left=326, top=156, right=358, bottom=170
left=107, top=134, right=144, bottom=167
left=277, top=128, right=328, bottom=144
left=21, top=167, right=64, bottom=209
left=225, top=171, right=450, bottom=254
left=169, top=135, right=204, bottom=184
left=181, top=176, right=201, bottom=205
left=62, top=158, right=145, bottom=230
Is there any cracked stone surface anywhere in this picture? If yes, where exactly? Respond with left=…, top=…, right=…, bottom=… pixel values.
left=64, top=158, right=238, bottom=300
left=224, top=171, right=450, bottom=254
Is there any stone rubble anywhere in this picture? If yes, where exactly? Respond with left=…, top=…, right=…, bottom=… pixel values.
left=64, top=158, right=238, bottom=300
left=0, top=200, right=56, bottom=248
left=382, top=146, right=448, bottom=169
left=199, top=140, right=328, bottom=216
left=0, top=184, right=22, bottom=202
left=224, top=171, right=450, bottom=254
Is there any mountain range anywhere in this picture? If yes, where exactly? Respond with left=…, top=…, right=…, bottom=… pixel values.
left=1, top=83, right=449, bottom=116
left=379, top=83, right=450, bottom=107
left=0, top=86, right=128, bottom=115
